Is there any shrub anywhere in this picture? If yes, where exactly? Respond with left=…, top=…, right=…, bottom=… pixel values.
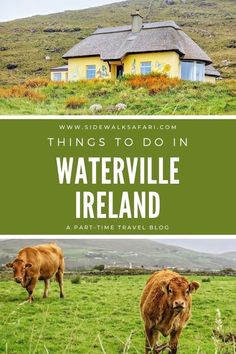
left=48, top=81, right=67, bottom=87
left=83, top=276, right=100, bottom=283
left=25, top=77, right=50, bottom=88
left=124, top=72, right=163, bottom=80
left=127, top=74, right=180, bottom=94
left=93, top=264, right=105, bottom=271
left=0, top=85, right=46, bottom=102
left=0, top=88, right=9, bottom=98
left=202, top=277, right=211, bottom=282
left=88, top=87, right=112, bottom=97
left=221, top=268, right=235, bottom=275
left=71, top=274, right=81, bottom=284
left=65, top=96, right=88, bottom=109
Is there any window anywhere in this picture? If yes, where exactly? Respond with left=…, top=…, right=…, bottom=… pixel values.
left=86, top=65, right=96, bottom=79
left=141, top=62, right=152, bottom=75
left=53, top=72, right=62, bottom=81
left=181, top=62, right=194, bottom=81
left=196, top=62, right=205, bottom=81
left=181, top=61, right=205, bottom=81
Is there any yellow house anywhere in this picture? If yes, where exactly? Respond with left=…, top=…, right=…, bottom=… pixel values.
left=51, top=11, right=220, bottom=83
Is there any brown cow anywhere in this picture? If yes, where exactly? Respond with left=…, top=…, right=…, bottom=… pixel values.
left=140, top=269, right=199, bottom=354
left=6, top=243, right=64, bottom=303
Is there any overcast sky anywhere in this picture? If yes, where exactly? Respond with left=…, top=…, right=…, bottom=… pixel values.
left=0, top=0, right=122, bottom=22
left=155, top=239, right=236, bottom=254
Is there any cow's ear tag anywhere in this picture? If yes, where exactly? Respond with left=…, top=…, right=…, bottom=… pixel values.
left=25, top=263, right=33, bottom=268
left=189, top=281, right=200, bottom=293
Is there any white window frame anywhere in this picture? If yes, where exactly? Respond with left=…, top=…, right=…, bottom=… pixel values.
left=86, top=65, right=96, bottom=79
left=53, top=72, right=62, bottom=81
left=181, top=61, right=205, bottom=82
left=140, top=62, right=152, bottom=75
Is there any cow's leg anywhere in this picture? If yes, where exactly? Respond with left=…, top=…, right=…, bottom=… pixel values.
left=169, top=328, right=182, bottom=354
left=152, top=330, right=161, bottom=353
left=155, top=343, right=170, bottom=353
left=144, top=326, right=156, bottom=354
left=43, top=279, right=50, bottom=298
left=154, top=331, right=169, bottom=354
left=55, top=269, right=64, bottom=298
left=26, top=277, right=38, bottom=303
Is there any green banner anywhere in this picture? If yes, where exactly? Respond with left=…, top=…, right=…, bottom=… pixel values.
left=0, top=119, right=236, bottom=235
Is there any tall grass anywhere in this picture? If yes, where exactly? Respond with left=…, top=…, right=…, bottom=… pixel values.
left=127, top=73, right=181, bottom=95
left=65, top=96, right=88, bottom=109
left=25, top=78, right=50, bottom=88
left=0, top=85, right=46, bottom=102
left=212, top=309, right=236, bottom=354
left=0, top=76, right=235, bottom=114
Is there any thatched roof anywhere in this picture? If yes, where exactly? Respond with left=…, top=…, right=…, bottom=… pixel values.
left=63, top=21, right=212, bottom=64
left=205, top=64, right=220, bottom=77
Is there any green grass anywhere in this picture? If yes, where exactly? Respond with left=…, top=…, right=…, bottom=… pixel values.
left=0, top=79, right=235, bottom=115
left=0, top=275, right=235, bottom=353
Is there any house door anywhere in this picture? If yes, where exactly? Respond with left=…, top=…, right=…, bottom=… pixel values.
left=116, top=65, right=124, bottom=78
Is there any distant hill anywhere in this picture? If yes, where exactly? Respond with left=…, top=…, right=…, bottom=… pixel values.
left=0, top=0, right=235, bottom=85
left=0, top=239, right=236, bottom=271
left=218, top=251, right=236, bottom=261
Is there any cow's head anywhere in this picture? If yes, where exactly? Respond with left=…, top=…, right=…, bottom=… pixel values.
left=6, top=259, right=33, bottom=287
left=162, top=277, right=199, bottom=313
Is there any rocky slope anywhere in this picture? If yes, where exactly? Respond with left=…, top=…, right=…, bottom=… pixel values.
left=0, top=0, right=235, bottom=85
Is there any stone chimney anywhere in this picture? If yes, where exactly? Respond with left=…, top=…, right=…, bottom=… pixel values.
left=131, top=9, right=143, bottom=33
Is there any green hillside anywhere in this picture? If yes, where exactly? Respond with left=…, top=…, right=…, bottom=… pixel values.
left=0, top=0, right=235, bottom=85
left=1, top=239, right=236, bottom=270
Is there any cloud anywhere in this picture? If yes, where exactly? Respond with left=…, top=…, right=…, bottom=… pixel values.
left=0, top=0, right=122, bottom=22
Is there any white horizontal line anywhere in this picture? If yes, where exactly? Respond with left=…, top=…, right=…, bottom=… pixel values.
left=0, top=235, right=236, bottom=240
left=0, top=115, right=236, bottom=120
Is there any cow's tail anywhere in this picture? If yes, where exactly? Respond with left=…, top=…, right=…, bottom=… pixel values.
left=56, top=252, right=65, bottom=298
left=58, top=254, right=65, bottom=274
left=55, top=254, right=64, bottom=282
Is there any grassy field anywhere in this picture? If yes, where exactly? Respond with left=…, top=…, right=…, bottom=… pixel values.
left=0, top=275, right=235, bottom=354
left=0, top=77, right=235, bottom=115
